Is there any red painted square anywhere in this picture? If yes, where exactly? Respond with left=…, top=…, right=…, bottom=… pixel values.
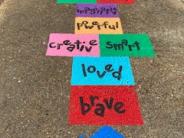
left=68, top=86, right=143, bottom=126
left=97, top=0, right=135, bottom=4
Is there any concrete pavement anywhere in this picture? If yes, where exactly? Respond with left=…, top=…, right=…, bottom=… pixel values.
left=0, top=0, right=184, bottom=137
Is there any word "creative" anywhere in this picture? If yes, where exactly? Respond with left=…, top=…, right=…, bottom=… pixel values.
left=46, top=33, right=99, bottom=57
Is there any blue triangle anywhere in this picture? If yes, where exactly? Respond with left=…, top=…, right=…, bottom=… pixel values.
left=90, top=126, right=125, bottom=138
left=79, top=134, right=86, bottom=138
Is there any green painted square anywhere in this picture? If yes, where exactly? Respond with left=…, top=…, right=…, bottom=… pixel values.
left=100, top=34, right=156, bottom=58
left=56, top=0, right=96, bottom=4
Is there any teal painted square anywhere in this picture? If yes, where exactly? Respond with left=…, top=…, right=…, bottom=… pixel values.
left=71, top=57, right=135, bottom=86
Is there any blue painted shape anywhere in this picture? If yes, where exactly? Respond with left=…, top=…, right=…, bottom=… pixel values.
left=90, top=126, right=125, bottom=138
left=71, top=57, right=135, bottom=85
left=79, top=134, right=86, bottom=138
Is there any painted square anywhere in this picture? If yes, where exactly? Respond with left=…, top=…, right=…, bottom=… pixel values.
left=100, top=34, right=155, bottom=57
left=57, top=0, right=96, bottom=4
left=75, top=17, right=123, bottom=34
left=69, top=86, right=144, bottom=125
left=71, top=57, right=135, bottom=86
left=46, top=33, right=100, bottom=57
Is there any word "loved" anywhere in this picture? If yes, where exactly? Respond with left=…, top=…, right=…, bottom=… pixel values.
left=71, top=57, right=135, bottom=85
left=81, top=64, right=122, bottom=80
left=80, top=96, right=125, bottom=117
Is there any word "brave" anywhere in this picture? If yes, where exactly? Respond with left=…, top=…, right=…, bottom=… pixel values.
left=80, top=96, right=126, bottom=117
left=81, top=64, right=123, bottom=80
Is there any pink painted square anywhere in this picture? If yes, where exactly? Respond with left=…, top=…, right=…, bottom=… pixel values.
left=46, top=33, right=100, bottom=57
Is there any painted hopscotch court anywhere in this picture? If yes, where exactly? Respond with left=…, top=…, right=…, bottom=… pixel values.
left=45, top=0, right=156, bottom=137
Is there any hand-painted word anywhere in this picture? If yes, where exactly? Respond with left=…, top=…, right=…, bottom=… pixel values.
left=76, top=4, right=118, bottom=17
left=81, top=64, right=122, bottom=80
left=77, top=20, right=119, bottom=30
left=75, top=17, right=123, bottom=34
left=46, top=33, right=100, bottom=57
left=100, top=34, right=155, bottom=57
left=80, top=96, right=125, bottom=117
left=69, top=86, right=144, bottom=125
left=106, top=40, right=140, bottom=51
left=71, top=57, right=135, bottom=86
left=49, top=39, right=97, bottom=52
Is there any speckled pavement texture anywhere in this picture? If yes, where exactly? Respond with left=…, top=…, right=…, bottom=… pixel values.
left=0, top=0, right=184, bottom=138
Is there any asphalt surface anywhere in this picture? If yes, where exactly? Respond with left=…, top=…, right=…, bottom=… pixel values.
left=0, top=0, right=184, bottom=138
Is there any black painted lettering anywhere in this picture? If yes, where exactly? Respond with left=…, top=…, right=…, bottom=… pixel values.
left=114, top=102, right=126, bottom=114
left=89, top=40, right=98, bottom=46
left=87, top=66, right=96, bottom=73
left=104, top=97, right=113, bottom=109
left=49, top=42, right=56, bottom=48
left=90, top=96, right=99, bottom=106
left=67, top=44, right=75, bottom=52
left=112, top=66, right=122, bottom=80
left=106, top=41, right=113, bottom=49
left=74, top=40, right=81, bottom=50
left=79, top=97, right=91, bottom=115
left=63, top=40, right=71, bottom=45
left=81, top=64, right=87, bottom=77
left=105, top=64, right=113, bottom=72
left=94, top=103, right=105, bottom=117
left=85, top=46, right=92, bottom=52
left=96, top=71, right=106, bottom=78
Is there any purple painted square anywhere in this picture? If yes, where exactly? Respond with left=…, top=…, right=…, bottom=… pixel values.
left=76, top=4, right=119, bottom=17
